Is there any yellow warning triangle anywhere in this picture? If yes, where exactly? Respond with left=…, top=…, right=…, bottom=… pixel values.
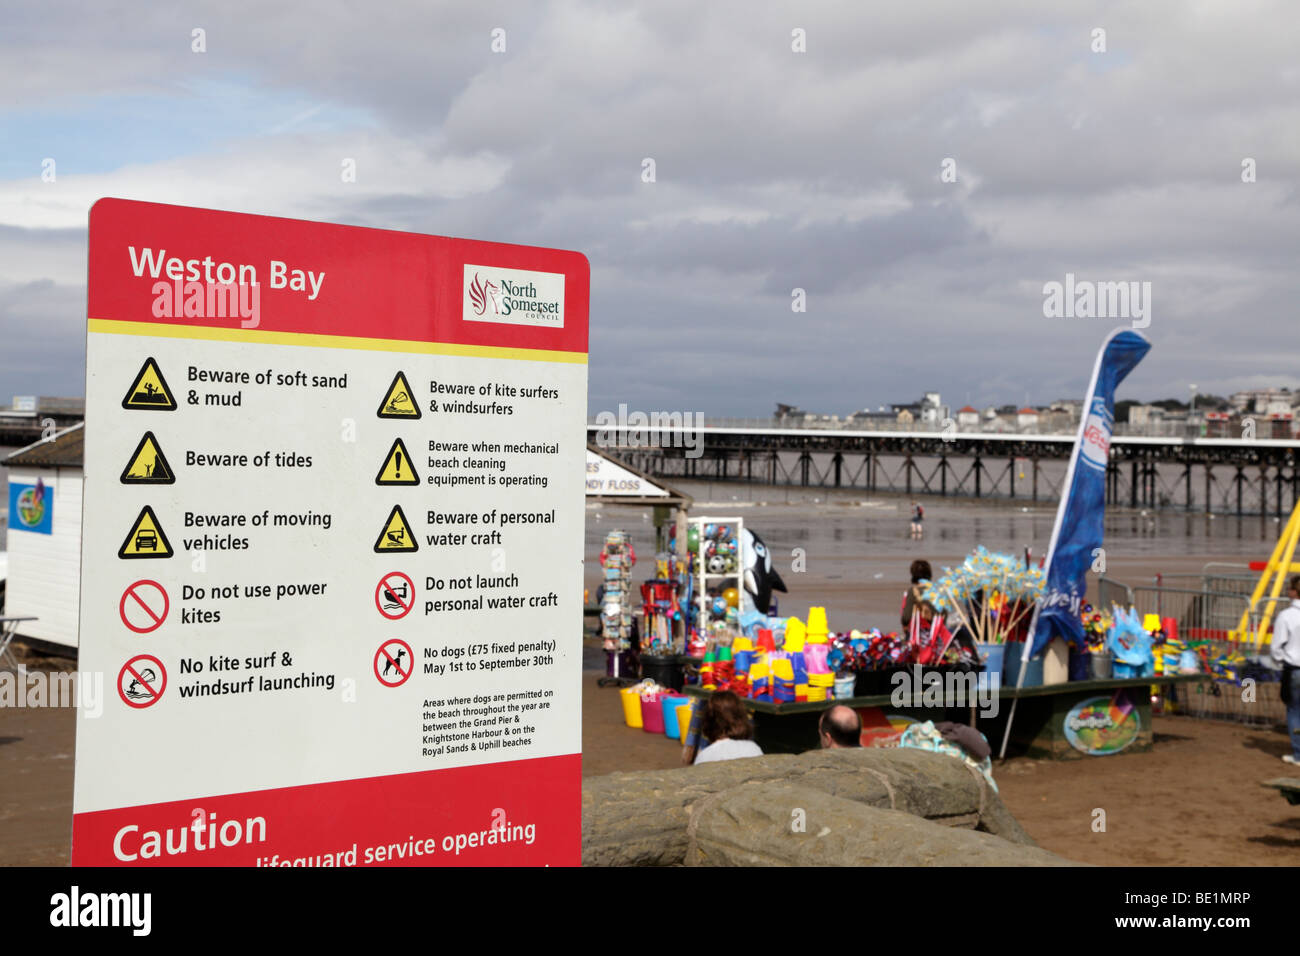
left=121, top=431, right=176, bottom=484
left=376, top=438, right=419, bottom=485
left=377, top=371, right=421, bottom=419
left=119, top=505, right=174, bottom=559
left=374, top=504, right=418, bottom=553
left=122, top=358, right=177, bottom=411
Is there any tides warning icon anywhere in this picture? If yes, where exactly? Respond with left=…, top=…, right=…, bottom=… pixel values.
left=377, top=371, right=421, bottom=419
left=375, top=438, right=419, bottom=485
left=374, top=505, right=417, bottom=553
left=122, top=358, right=177, bottom=411
left=121, top=432, right=176, bottom=484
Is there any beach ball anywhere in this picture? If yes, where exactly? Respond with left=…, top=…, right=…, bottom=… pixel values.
left=712, top=596, right=728, bottom=616
left=723, top=587, right=740, bottom=608
left=705, top=524, right=717, bottom=538
left=687, top=525, right=700, bottom=551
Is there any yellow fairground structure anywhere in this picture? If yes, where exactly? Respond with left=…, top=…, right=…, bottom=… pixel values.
left=1236, top=498, right=1300, bottom=643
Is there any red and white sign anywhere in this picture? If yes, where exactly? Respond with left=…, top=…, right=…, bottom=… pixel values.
left=375, top=572, right=415, bottom=620
left=373, top=639, right=414, bottom=688
left=119, top=579, right=169, bottom=634
left=118, top=654, right=167, bottom=709
left=75, top=200, right=588, bottom=866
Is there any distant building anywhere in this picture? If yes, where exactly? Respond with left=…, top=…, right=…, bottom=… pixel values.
left=3, top=424, right=84, bottom=652
left=1016, top=407, right=1040, bottom=431
left=956, top=405, right=980, bottom=429
left=1230, top=388, right=1295, bottom=415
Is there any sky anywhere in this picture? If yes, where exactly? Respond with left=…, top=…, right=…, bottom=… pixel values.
left=3, top=0, right=1299, bottom=416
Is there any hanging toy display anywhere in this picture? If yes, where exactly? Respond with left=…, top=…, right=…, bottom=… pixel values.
left=599, top=531, right=637, bottom=675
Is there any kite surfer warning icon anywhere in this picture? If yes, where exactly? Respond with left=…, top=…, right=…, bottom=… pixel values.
left=374, top=504, right=417, bottom=553
left=377, top=371, right=421, bottom=419
left=122, top=357, right=177, bottom=410
left=118, top=505, right=174, bottom=559
left=375, top=437, right=419, bottom=485
left=120, top=431, right=176, bottom=484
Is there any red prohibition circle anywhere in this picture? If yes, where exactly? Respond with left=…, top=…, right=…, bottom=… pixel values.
left=119, top=579, right=170, bottom=634
left=374, top=639, right=414, bottom=688
left=118, top=654, right=167, bottom=708
left=374, top=572, right=415, bottom=621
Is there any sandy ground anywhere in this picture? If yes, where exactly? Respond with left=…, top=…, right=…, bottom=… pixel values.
left=3, top=650, right=1296, bottom=866
left=3, top=489, right=1292, bottom=866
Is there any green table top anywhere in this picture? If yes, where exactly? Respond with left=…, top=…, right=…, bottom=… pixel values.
left=682, top=673, right=1204, bottom=715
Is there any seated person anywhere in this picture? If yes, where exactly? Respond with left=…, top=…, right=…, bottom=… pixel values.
left=818, top=704, right=862, bottom=749
left=694, top=691, right=763, bottom=764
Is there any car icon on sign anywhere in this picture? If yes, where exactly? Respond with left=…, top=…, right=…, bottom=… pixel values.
left=135, top=529, right=158, bottom=551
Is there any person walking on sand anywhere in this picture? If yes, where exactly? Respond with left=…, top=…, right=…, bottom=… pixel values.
left=1271, top=575, right=1300, bottom=765
left=910, top=500, right=924, bottom=539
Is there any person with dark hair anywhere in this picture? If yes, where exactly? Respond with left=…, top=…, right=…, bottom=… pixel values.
left=818, top=704, right=862, bottom=749
left=693, top=691, right=763, bottom=764
left=1271, top=575, right=1300, bottom=765
left=901, top=559, right=938, bottom=629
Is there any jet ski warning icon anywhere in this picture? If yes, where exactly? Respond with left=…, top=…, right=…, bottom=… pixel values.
left=374, top=505, right=417, bottom=553
left=122, top=358, right=177, bottom=410
left=377, top=371, right=421, bottom=419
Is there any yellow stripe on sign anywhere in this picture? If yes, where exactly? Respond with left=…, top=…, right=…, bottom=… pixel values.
left=88, top=318, right=589, bottom=364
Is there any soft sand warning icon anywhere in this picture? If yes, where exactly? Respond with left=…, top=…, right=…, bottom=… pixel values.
left=122, top=358, right=177, bottom=410
left=377, top=371, right=421, bottom=419
left=374, top=504, right=417, bottom=553
left=375, top=437, right=419, bottom=485
left=121, top=431, right=176, bottom=484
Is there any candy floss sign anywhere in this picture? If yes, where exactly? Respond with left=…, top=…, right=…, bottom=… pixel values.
left=1079, top=396, right=1112, bottom=473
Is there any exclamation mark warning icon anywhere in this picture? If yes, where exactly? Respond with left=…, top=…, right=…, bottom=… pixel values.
left=375, top=438, right=418, bottom=486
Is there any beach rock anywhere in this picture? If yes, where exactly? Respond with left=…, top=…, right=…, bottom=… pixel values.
left=684, top=780, right=1077, bottom=867
left=582, top=746, right=1038, bottom=866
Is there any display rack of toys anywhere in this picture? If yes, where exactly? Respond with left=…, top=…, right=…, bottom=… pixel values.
left=689, top=517, right=745, bottom=646
left=640, top=558, right=684, bottom=655
left=597, top=531, right=636, bottom=687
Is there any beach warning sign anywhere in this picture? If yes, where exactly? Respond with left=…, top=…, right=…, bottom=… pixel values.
left=117, top=505, right=173, bottom=559
left=121, top=357, right=177, bottom=410
left=375, top=438, right=418, bottom=485
left=74, top=198, right=587, bottom=867
left=373, top=504, right=417, bottom=552
left=120, top=431, right=175, bottom=484
left=377, top=371, right=421, bottom=419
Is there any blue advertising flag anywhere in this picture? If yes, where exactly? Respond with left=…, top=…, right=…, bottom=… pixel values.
left=1030, top=328, right=1151, bottom=657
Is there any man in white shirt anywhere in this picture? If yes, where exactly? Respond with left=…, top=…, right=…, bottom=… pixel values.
left=1270, top=576, right=1300, bottom=765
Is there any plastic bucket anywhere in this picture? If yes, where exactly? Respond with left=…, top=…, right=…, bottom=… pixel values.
left=976, top=644, right=1004, bottom=690
left=833, top=674, right=856, bottom=699
left=1002, top=649, right=1044, bottom=688
left=661, top=695, right=690, bottom=739
left=1090, top=652, right=1113, bottom=680
left=641, top=654, right=683, bottom=691
left=641, top=693, right=666, bottom=734
left=675, top=702, right=694, bottom=741
left=620, top=687, right=643, bottom=728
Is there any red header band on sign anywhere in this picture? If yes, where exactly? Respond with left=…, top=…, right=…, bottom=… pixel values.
left=87, top=199, right=590, bottom=356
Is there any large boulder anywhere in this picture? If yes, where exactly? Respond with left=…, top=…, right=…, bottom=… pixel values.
left=582, top=747, right=1045, bottom=867
left=684, top=780, right=1075, bottom=866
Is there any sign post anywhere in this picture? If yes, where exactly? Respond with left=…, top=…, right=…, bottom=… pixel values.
left=74, top=199, right=588, bottom=866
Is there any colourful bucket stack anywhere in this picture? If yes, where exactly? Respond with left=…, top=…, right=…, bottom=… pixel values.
left=784, top=617, right=807, bottom=653
left=806, top=607, right=829, bottom=645
left=771, top=652, right=796, bottom=703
